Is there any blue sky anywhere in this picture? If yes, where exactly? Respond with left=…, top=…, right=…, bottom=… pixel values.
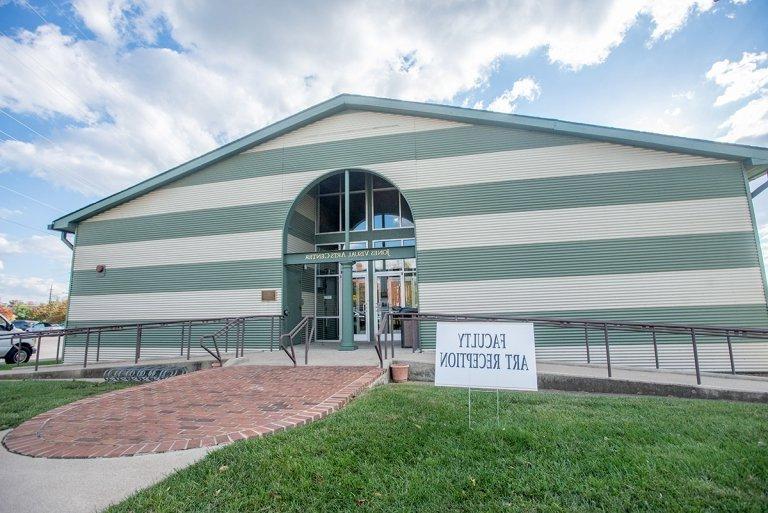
left=1, top=0, right=768, bottom=302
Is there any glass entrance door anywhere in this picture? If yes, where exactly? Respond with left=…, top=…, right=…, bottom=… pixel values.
left=376, top=274, right=403, bottom=341
left=352, top=275, right=368, bottom=342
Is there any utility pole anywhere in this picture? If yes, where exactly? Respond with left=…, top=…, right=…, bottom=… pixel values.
left=48, top=283, right=53, bottom=303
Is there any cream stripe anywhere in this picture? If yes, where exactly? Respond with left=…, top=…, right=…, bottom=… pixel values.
left=245, top=110, right=467, bottom=153
left=416, top=197, right=752, bottom=250
left=295, top=194, right=316, bottom=220
left=287, top=234, right=315, bottom=254
left=74, top=230, right=282, bottom=270
left=68, top=288, right=282, bottom=321
left=419, top=267, right=766, bottom=314
left=86, top=142, right=728, bottom=222
left=412, top=141, right=728, bottom=189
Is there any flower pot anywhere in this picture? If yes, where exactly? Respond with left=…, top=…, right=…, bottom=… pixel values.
left=390, top=363, right=409, bottom=383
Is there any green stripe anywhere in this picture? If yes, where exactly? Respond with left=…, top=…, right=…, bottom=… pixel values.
left=288, top=212, right=315, bottom=243
left=77, top=163, right=744, bottom=248
left=407, top=163, right=744, bottom=219
left=167, top=125, right=588, bottom=188
left=76, top=201, right=291, bottom=246
left=70, top=259, right=282, bottom=296
left=418, top=304, right=768, bottom=349
left=417, top=232, right=759, bottom=283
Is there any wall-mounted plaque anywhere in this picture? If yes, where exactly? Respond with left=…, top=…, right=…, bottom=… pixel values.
left=261, top=290, right=277, bottom=301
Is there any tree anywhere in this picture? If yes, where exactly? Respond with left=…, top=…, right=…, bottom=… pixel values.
left=0, top=304, right=14, bottom=321
left=10, top=300, right=34, bottom=320
left=30, top=300, right=68, bottom=324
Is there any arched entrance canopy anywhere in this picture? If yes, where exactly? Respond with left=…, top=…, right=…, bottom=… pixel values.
left=283, top=169, right=418, bottom=351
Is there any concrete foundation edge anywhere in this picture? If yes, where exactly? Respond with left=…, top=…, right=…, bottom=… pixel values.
left=394, top=360, right=768, bottom=403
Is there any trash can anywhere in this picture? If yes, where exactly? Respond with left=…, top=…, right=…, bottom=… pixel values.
left=401, top=319, right=419, bottom=349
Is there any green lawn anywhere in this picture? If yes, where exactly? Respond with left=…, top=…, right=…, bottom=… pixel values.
left=110, top=384, right=768, bottom=513
left=0, top=359, right=60, bottom=371
left=0, top=380, right=133, bottom=430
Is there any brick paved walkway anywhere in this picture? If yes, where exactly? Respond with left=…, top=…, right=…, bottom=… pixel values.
left=4, top=366, right=383, bottom=459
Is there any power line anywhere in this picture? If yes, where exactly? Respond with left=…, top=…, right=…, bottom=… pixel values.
left=0, top=28, right=93, bottom=120
left=0, top=109, right=105, bottom=194
left=0, top=127, right=20, bottom=141
left=20, top=0, right=49, bottom=27
left=0, top=109, right=57, bottom=146
left=0, top=216, right=57, bottom=237
left=46, top=0, right=90, bottom=40
left=0, top=184, right=66, bottom=212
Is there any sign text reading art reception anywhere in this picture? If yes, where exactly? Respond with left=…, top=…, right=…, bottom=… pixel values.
left=434, top=322, right=538, bottom=391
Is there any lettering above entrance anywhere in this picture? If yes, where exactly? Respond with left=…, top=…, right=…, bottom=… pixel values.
left=284, top=246, right=416, bottom=265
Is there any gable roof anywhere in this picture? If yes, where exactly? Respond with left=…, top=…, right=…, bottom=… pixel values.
left=50, top=93, right=768, bottom=232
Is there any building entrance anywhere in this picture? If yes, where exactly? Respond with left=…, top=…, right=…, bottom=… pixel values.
left=284, top=170, right=418, bottom=350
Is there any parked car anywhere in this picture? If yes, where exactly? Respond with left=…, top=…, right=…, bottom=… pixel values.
left=1, top=314, right=34, bottom=364
left=11, top=319, right=34, bottom=331
left=27, top=322, right=63, bottom=332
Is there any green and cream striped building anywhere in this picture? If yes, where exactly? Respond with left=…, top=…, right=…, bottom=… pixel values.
left=50, top=95, right=768, bottom=370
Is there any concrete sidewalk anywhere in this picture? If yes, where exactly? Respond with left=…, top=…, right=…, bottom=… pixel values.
left=0, top=429, right=212, bottom=513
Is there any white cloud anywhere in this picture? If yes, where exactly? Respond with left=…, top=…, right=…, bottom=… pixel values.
left=706, top=52, right=768, bottom=106
left=672, top=90, right=696, bottom=100
left=0, top=273, right=68, bottom=303
left=0, top=232, right=70, bottom=265
left=643, top=1, right=714, bottom=43
left=0, top=1, right=721, bottom=196
left=707, top=51, right=768, bottom=143
left=0, top=208, right=22, bottom=218
left=0, top=233, right=23, bottom=254
left=0, top=232, right=70, bottom=302
left=717, top=95, right=768, bottom=143
left=482, top=77, right=542, bottom=113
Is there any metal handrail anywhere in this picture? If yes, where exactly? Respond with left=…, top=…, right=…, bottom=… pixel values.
left=199, top=317, right=246, bottom=366
left=279, top=315, right=314, bottom=366
left=304, top=318, right=316, bottom=365
left=373, top=312, right=392, bottom=368
left=378, top=311, right=768, bottom=384
left=2, top=314, right=283, bottom=370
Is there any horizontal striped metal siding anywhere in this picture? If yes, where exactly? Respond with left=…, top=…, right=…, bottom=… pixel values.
left=68, top=288, right=282, bottom=322
left=165, top=125, right=588, bottom=189
left=408, top=163, right=743, bottom=219
left=288, top=211, right=315, bottom=243
left=64, top=111, right=767, bottom=370
left=84, top=142, right=727, bottom=225
left=417, top=233, right=760, bottom=283
left=73, top=230, right=282, bottom=271
left=71, top=259, right=283, bottom=295
left=76, top=201, right=291, bottom=246
left=419, top=268, right=764, bottom=313
left=247, top=110, right=468, bottom=152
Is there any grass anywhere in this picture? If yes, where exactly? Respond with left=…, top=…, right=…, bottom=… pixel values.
left=109, top=384, right=768, bottom=513
left=0, top=359, right=60, bottom=371
left=0, top=380, right=133, bottom=430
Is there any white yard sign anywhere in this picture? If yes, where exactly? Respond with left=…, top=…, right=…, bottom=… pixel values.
left=435, top=322, right=538, bottom=391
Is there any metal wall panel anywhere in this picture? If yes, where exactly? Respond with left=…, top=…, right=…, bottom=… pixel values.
left=417, top=232, right=761, bottom=283
left=74, top=230, right=282, bottom=270
left=245, top=110, right=467, bottom=152
left=416, top=197, right=752, bottom=251
left=69, top=288, right=282, bottom=321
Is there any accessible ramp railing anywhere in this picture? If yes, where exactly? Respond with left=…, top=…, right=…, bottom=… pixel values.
left=374, top=311, right=768, bottom=384
left=279, top=315, right=316, bottom=366
left=3, top=314, right=284, bottom=370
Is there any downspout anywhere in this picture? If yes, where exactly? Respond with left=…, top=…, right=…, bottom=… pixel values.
left=60, top=231, right=73, bottom=250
